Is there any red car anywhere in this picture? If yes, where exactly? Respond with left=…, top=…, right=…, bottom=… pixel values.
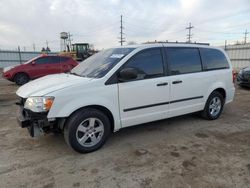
left=2, top=55, right=78, bottom=85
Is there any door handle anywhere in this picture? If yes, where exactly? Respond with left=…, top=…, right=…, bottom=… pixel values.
left=157, top=82, right=168, bottom=86
left=172, top=80, right=182, bottom=84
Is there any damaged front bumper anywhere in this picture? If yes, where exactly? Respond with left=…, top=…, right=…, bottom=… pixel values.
left=16, top=98, right=56, bottom=137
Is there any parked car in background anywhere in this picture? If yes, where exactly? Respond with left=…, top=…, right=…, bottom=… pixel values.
left=16, top=43, right=235, bottom=153
left=237, top=67, right=250, bottom=87
left=2, top=55, right=78, bottom=85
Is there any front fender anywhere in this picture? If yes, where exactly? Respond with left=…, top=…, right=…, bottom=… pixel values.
left=47, top=84, right=121, bottom=131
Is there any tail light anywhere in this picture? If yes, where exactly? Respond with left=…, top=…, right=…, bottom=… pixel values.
left=232, top=70, right=236, bottom=83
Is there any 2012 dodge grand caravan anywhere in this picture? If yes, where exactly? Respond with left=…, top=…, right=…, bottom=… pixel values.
left=16, top=43, right=235, bottom=153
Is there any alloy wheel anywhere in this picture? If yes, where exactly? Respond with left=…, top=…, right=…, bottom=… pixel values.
left=209, top=96, right=222, bottom=117
left=76, top=118, right=104, bottom=147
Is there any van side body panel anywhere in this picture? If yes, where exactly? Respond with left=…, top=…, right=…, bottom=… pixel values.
left=45, top=44, right=234, bottom=132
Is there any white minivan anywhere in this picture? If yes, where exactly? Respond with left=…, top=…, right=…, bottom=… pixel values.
left=16, top=43, right=235, bottom=153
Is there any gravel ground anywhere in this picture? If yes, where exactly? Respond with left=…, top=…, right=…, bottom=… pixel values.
left=0, top=76, right=250, bottom=188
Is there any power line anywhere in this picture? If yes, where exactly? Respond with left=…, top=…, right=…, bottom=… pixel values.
left=119, top=15, right=125, bottom=46
left=186, top=22, right=194, bottom=43
left=243, top=29, right=249, bottom=44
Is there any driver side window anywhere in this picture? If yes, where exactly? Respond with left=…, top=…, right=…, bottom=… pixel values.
left=123, top=48, right=164, bottom=80
left=35, top=57, right=49, bottom=65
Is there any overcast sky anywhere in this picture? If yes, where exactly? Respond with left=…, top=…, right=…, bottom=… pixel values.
left=0, top=0, right=250, bottom=51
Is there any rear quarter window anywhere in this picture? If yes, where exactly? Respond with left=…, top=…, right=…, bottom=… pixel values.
left=200, top=48, right=229, bottom=70
left=60, top=57, right=70, bottom=62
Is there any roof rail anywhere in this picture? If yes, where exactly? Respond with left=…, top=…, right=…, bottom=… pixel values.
left=144, top=40, right=210, bottom=46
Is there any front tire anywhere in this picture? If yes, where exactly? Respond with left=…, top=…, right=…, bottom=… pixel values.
left=64, top=108, right=111, bottom=153
left=14, top=73, right=29, bottom=85
left=201, top=91, right=224, bottom=120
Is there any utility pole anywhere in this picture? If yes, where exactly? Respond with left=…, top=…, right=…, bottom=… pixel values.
left=18, top=46, right=22, bottom=64
left=46, top=40, right=49, bottom=48
left=119, top=15, right=125, bottom=46
left=186, top=22, right=194, bottom=43
left=32, top=43, right=36, bottom=52
left=243, top=29, right=249, bottom=44
left=68, top=32, right=73, bottom=51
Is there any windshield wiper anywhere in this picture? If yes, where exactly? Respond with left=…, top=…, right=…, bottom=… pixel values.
left=69, top=72, right=87, bottom=77
left=69, top=72, right=80, bottom=76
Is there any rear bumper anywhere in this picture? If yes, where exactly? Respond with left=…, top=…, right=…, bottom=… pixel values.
left=225, top=86, right=235, bottom=104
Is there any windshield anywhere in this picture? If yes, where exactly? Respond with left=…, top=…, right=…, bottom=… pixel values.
left=24, top=56, right=39, bottom=64
left=71, top=48, right=135, bottom=78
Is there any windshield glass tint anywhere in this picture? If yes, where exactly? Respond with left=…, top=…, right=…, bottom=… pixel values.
left=24, top=57, right=38, bottom=64
left=71, top=48, right=135, bottom=78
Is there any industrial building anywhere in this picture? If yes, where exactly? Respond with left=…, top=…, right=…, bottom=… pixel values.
left=224, top=43, right=250, bottom=71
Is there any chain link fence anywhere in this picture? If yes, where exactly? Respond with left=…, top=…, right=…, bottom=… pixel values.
left=1, top=44, right=250, bottom=70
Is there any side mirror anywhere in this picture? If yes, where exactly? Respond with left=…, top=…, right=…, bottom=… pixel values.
left=118, top=67, right=138, bottom=81
left=31, top=61, right=35, bottom=65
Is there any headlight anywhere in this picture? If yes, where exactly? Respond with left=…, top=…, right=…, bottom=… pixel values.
left=3, top=66, right=14, bottom=72
left=24, top=96, right=54, bottom=112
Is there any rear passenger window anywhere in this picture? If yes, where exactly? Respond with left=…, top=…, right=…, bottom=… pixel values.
left=124, top=48, right=164, bottom=80
left=49, top=57, right=61, bottom=64
left=60, top=57, right=70, bottom=62
left=166, top=48, right=202, bottom=75
left=200, top=48, right=229, bottom=70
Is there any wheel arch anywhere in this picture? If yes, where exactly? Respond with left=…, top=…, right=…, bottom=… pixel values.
left=203, top=83, right=227, bottom=110
left=212, top=88, right=226, bottom=100
left=63, top=105, right=115, bottom=132
left=13, top=71, right=30, bottom=80
left=201, top=87, right=226, bottom=120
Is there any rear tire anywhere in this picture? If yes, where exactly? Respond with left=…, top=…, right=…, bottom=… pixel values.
left=201, top=91, right=224, bottom=120
left=64, top=108, right=111, bottom=153
left=14, top=73, right=29, bottom=85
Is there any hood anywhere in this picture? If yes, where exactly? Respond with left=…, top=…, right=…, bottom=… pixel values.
left=16, top=73, right=92, bottom=98
left=3, top=65, right=19, bottom=72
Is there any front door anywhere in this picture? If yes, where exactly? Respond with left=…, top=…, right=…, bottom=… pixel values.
left=30, top=56, right=51, bottom=78
left=118, top=48, right=170, bottom=127
left=32, top=56, right=63, bottom=78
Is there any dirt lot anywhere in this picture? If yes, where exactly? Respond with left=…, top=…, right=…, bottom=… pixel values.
left=0, top=77, right=249, bottom=188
